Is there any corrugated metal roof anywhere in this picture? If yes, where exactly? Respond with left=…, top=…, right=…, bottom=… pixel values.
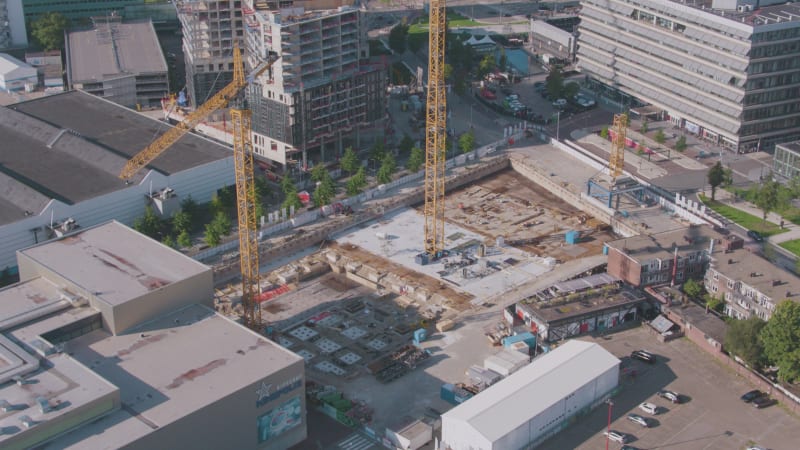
left=443, top=340, right=619, bottom=443
left=650, top=314, right=676, bottom=334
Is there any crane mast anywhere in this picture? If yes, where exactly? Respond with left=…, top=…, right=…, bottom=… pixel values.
left=119, top=45, right=276, bottom=331
left=609, top=113, right=628, bottom=179
left=231, top=108, right=261, bottom=330
left=423, top=0, right=447, bottom=258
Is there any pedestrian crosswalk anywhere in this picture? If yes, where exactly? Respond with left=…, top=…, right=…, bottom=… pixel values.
left=336, top=433, right=378, bottom=450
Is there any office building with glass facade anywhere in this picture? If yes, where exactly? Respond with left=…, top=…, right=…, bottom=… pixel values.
left=577, top=0, right=800, bottom=153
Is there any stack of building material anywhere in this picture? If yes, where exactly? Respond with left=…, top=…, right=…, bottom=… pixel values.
left=484, top=348, right=530, bottom=377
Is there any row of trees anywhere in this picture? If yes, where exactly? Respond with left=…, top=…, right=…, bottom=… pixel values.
left=707, top=163, right=797, bottom=223
left=683, top=279, right=800, bottom=382
left=726, top=301, right=800, bottom=383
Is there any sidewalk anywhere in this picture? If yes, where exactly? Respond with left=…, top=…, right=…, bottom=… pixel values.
left=700, top=188, right=800, bottom=244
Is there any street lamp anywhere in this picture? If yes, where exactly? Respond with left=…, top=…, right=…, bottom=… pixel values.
left=605, top=399, right=614, bottom=450
left=556, top=110, right=561, bottom=141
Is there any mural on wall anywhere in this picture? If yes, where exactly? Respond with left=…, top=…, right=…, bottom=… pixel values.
left=257, top=396, right=302, bottom=443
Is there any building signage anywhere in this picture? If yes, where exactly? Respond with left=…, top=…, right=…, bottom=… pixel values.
left=256, top=376, right=302, bottom=408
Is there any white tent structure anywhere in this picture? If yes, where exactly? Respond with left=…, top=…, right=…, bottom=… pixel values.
left=441, top=340, right=619, bottom=450
left=0, top=53, right=37, bottom=91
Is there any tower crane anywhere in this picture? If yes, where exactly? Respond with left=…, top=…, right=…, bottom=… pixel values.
left=119, top=45, right=278, bottom=331
left=423, top=0, right=447, bottom=259
left=608, top=113, right=628, bottom=179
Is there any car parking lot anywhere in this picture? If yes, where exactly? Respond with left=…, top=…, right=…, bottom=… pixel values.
left=539, top=326, right=800, bottom=450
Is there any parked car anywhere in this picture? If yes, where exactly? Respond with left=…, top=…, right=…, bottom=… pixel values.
left=639, top=402, right=658, bottom=415
left=626, top=413, right=649, bottom=427
left=603, top=430, right=630, bottom=444
left=621, top=446, right=641, bottom=450
left=658, top=390, right=681, bottom=404
left=552, top=98, right=567, bottom=108
left=746, top=446, right=767, bottom=450
left=752, top=397, right=778, bottom=409
left=747, top=230, right=764, bottom=242
left=740, top=389, right=766, bottom=403
left=630, top=350, right=656, bottom=364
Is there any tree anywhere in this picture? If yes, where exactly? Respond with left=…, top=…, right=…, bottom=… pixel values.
left=313, top=173, right=336, bottom=207
left=407, top=32, right=426, bottom=53
left=682, top=279, right=703, bottom=300
left=388, top=24, right=408, bottom=54
left=497, top=47, right=507, bottom=71
left=407, top=146, right=425, bottom=172
left=180, top=196, right=199, bottom=220
left=704, top=293, right=724, bottom=313
left=172, top=210, right=192, bottom=234
left=675, top=135, right=687, bottom=152
left=281, top=174, right=297, bottom=196
left=377, top=153, right=397, bottom=184
left=723, top=167, right=734, bottom=188
left=563, top=82, right=580, bottom=100
left=760, top=300, right=800, bottom=382
left=708, top=161, right=725, bottom=201
left=310, top=164, right=329, bottom=183
left=398, top=134, right=414, bottom=157
left=341, top=146, right=359, bottom=175
left=725, top=317, right=767, bottom=369
left=654, top=129, right=666, bottom=144
left=161, top=234, right=176, bottom=249
left=478, top=54, right=496, bottom=78
left=754, top=173, right=780, bottom=220
left=177, top=230, right=192, bottom=248
left=254, top=176, right=270, bottom=202
left=600, top=127, right=609, bottom=139
left=209, top=193, right=225, bottom=216
left=369, top=141, right=386, bottom=167
left=352, top=166, right=367, bottom=189
left=346, top=177, right=363, bottom=196
left=459, top=129, right=475, bottom=154
left=545, top=68, right=564, bottom=99
left=133, top=206, right=162, bottom=239
left=217, top=185, right=236, bottom=210
left=204, top=223, right=221, bottom=247
left=443, top=63, right=453, bottom=81
left=31, top=12, right=69, bottom=51
left=210, top=211, right=232, bottom=235
left=640, top=117, right=649, bottom=134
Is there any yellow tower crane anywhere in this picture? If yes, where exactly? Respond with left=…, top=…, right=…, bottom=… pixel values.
left=119, top=45, right=278, bottom=331
left=423, top=0, right=447, bottom=258
left=608, top=113, right=628, bottom=179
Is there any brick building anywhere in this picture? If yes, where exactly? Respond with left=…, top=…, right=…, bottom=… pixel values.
left=605, top=226, right=726, bottom=288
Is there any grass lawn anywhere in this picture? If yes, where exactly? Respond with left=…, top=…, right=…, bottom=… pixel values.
left=410, top=12, right=486, bottom=33
left=699, top=194, right=788, bottom=237
left=780, top=240, right=800, bottom=258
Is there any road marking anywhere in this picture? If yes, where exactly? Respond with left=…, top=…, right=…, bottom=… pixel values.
left=337, top=433, right=378, bottom=450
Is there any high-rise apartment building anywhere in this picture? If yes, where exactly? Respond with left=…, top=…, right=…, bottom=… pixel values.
left=578, top=0, right=800, bottom=153
left=177, top=0, right=244, bottom=108
left=0, top=0, right=27, bottom=49
left=242, top=0, right=386, bottom=169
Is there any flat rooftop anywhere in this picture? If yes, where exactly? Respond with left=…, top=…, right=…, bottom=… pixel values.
left=19, top=221, right=209, bottom=307
left=605, top=225, right=725, bottom=261
left=443, top=340, right=619, bottom=443
left=518, top=287, right=645, bottom=324
left=710, top=245, right=800, bottom=303
left=10, top=90, right=231, bottom=177
left=47, top=303, right=302, bottom=449
left=0, top=276, right=71, bottom=331
left=0, top=90, right=230, bottom=224
left=665, top=0, right=800, bottom=26
left=67, top=20, right=167, bottom=82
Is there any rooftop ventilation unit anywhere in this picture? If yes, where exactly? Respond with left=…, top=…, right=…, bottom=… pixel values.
left=19, top=415, right=35, bottom=428
left=36, top=396, right=51, bottom=414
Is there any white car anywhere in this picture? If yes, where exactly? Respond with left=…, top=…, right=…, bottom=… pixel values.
left=552, top=98, right=567, bottom=108
left=626, top=413, right=649, bottom=427
left=603, top=430, right=629, bottom=444
left=639, top=402, right=658, bottom=415
left=658, top=390, right=681, bottom=403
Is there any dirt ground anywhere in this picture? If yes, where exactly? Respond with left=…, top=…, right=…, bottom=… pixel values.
left=441, top=169, right=616, bottom=263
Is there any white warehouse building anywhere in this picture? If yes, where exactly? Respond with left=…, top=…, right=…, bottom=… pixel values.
left=440, top=340, right=620, bottom=450
left=0, top=90, right=235, bottom=273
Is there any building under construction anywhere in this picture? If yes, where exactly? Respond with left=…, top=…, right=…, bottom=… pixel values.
left=177, top=0, right=244, bottom=109
left=242, top=0, right=386, bottom=169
